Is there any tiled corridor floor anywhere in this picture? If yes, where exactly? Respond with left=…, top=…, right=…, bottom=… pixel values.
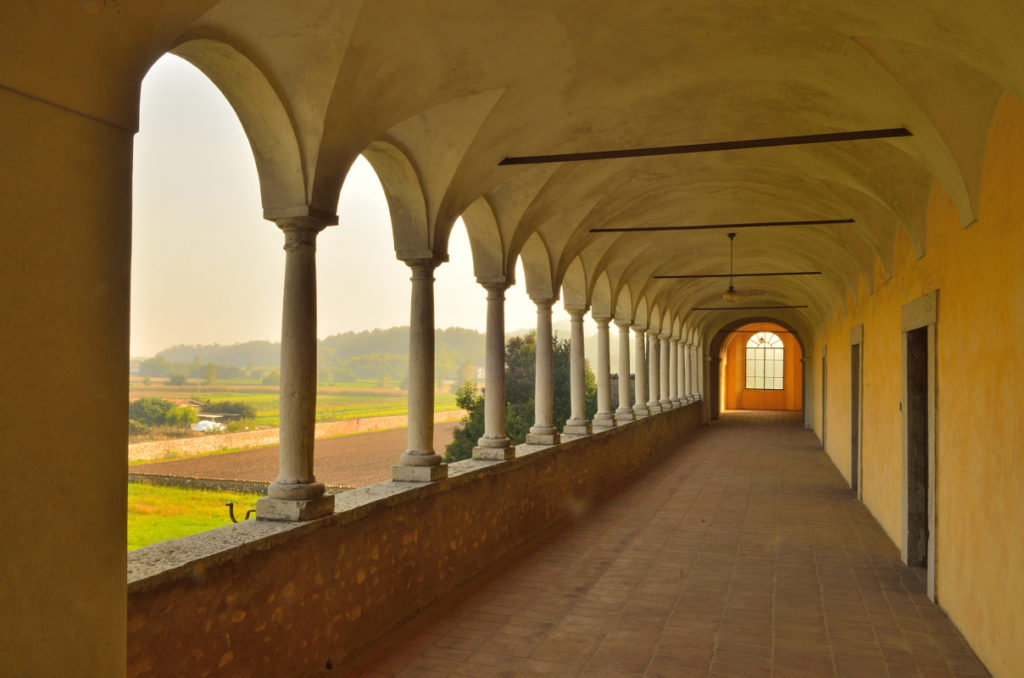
left=344, top=411, right=991, bottom=678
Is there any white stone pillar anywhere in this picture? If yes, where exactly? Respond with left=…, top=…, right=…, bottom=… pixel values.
left=563, top=308, right=592, bottom=438
left=669, top=338, right=680, bottom=407
left=647, top=331, right=662, bottom=414
left=659, top=335, right=672, bottom=410
left=690, top=342, right=700, bottom=401
left=592, top=316, right=615, bottom=430
left=473, top=282, right=515, bottom=460
left=526, top=299, right=559, bottom=446
left=699, top=347, right=707, bottom=401
left=678, top=340, right=687, bottom=404
left=615, top=321, right=634, bottom=423
left=632, top=326, right=650, bottom=418
left=394, top=259, right=447, bottom=482
left=257, top=216, right=335, bottom=521
left=683, top=342, right=693, bottom=402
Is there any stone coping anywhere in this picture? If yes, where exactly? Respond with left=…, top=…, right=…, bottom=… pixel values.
left=126, top=415, right=644, bottom=593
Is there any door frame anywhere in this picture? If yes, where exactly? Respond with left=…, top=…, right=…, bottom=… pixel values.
left=849, top=324, right=864, bottom=499
left=900, top=290, right=938, bottom=601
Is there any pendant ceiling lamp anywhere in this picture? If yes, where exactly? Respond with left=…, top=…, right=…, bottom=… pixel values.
left=722, top=232, right=739, bottom=303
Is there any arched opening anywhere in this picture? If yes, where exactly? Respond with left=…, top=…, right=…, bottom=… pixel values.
left=717, top=321, right=803, bottom=414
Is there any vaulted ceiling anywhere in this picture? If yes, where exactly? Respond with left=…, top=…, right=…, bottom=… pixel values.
left=11, top=0, right=1021, bottom=340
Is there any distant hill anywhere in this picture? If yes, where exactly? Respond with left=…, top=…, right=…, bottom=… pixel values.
left=152, top=327, right=486, bottom=384
left=158, top=340, right=279, bottom=368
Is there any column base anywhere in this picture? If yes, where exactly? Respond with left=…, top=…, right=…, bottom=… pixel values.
left=526, top=428, right=560, bottom=445
left=670, top=397, right=682, bottom=407
left=592, top=412, right=616, bottom=430
left=562, top=418, right=591, bottom=440
left=473, top=436, right=516, bottom=460
left=615, top=407, right=635, bottom=424
left=256, top=494, right=335, bottom=522
left=660, top=399, right=673, bottom=410
left=393, top=463, right=448, bottom=482
left=647, top=402, right=663, bottom=414
left=633, top=405, right=650, bottom=419
left=473, top=445, right=516, bottom=460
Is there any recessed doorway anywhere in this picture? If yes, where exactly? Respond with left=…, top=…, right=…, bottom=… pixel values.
left=850, top=325, right=863, bottom=498
left=901, top=291, right=938, bottom=600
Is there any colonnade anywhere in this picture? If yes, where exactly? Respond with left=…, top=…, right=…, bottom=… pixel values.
left=255, top=235, right=704, bottom=520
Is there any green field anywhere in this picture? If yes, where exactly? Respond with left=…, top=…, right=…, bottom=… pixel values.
left=128, top=482, right=262, bottom=550
left=129, top=379, right=459, bottom=427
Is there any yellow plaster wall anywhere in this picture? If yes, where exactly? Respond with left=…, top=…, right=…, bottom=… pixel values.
left=722, top=323, right=803, bottom=411
left=0, top=89, right=132, bottom=677
left=813, top=93, right=1024, bottom=678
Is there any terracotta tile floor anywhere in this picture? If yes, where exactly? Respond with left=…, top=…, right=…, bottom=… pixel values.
left=343, top=411, right=991, bottom=678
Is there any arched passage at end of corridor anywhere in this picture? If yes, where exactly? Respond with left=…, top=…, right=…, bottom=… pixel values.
left=708, top=319, right=804, bottom=421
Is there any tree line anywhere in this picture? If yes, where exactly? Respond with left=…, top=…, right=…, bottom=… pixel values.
left=141, top=327, right=487, bottom=386
left=445, top=332, right=597, bottom=462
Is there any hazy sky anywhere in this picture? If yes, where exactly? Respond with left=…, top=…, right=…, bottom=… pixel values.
left=131, top=55, right=587, bottom=358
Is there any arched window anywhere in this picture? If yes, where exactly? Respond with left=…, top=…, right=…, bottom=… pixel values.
left=745, top=331, right=784, bottom=390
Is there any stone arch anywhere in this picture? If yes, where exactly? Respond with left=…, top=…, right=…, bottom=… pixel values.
left=591, top=272, right=613, bottom=318
left=169, top=39, right=312, bottom=219
left=561, top=256, right=588, bottom=310
left=706, top=316, right=809, bottom=421
left=360, top=137, right=434, bottom=262
left=460, top=196, right=509, bottom=283
left=614, top=284, right=634, bottom=324
left=520, top=232, right=557, bottom=302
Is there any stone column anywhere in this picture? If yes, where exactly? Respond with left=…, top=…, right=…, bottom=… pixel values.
left=678, top=340, right=688, bottom=403
left=393, top=259, right=447, bottom=481
left=691, top=343, right=700, bottom=400
left=526, top=299, right=559, bottom=446
left=257, top=216, right=335, bottom=521
left=659, top=335, right=673, bottom=410
left=592, top=315, right=615, bottom=430
left=615, top=321, right=634, bottom=423
left=669, top=338, right=680, bottom=407
left=473, top=282, right=515, bottom=460
left=633, top=326, right=650, bottom=418
left=699, top=347, right=707, bottom=401
left=647, top=331, right=662, bottom=414
left=683, top=342, right=693, bottom=402
left=563, top=308, right=592, bottom=439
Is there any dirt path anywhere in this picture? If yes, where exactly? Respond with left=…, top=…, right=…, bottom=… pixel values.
left=131, top=421, right=460, bottom=489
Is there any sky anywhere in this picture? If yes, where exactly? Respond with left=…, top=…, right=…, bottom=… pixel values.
left=131, top=55, right=587, bottom=358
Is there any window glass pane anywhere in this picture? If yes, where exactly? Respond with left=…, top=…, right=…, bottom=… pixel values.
left=744, top=331, right=785, bottom=391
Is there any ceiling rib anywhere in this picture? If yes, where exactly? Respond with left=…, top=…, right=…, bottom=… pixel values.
left=501, top=128, right=911, bottom=165
left=655, top=272, right=822, bottom=279
left=591, top=218, right=853, bottom=233
left=692, top=305, right=809, bottom=311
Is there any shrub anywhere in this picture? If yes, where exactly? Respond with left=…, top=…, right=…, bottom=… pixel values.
left=203, top=400, right=257, bottom=419
left=128, top=419, right=151, bottom=437
left=128, top=397, right=174, bottom=427
left=164, top=406, right=198, bottom=428
left=168, top=373, right=187, bottom=386
left=262, top=371, right=281, bottom=386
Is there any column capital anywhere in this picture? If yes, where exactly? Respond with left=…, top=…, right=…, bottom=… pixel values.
left=531, top=297, right=557, bottom=312
left=592, top=314, right=612, bottom=327
left=614, top=319, right=632, bottom=331
left=276, top=215, right=331, bottom=250
left=479, top=279, right=511, bottom=298
left=404, top=258, right=442, bottom=282
left=566, top=308, right=587, bottom=322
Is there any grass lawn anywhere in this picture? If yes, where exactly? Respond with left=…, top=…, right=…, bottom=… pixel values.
left=130, top=380, right=459, bottom=427
left=127, top=482, right=262, bottom=550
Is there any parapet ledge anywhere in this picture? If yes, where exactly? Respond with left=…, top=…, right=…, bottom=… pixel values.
left=127, top=407, right=679, bottom=596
